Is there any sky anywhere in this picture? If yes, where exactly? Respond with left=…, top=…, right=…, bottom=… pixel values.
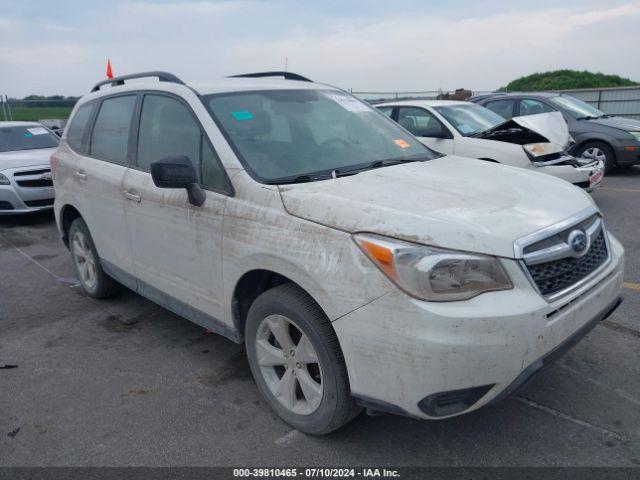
left=1, top=0, right=639, bottom=97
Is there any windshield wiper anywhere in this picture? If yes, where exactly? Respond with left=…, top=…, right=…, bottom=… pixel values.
left=333, top=157, right=430, bottom=177
left=263, top=156, right=431, bottom=184
left=263, top=173, right=333, bottom=185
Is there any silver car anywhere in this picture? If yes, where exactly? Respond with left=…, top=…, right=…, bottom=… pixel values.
left=0, top=121, right=59, bottom=214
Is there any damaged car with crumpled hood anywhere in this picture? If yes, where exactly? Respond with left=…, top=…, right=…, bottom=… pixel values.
left=376, top=100, right=604, bottom=191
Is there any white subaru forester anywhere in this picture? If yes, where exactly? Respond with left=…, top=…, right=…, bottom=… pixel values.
left=52, top=71, right=624, bottom=434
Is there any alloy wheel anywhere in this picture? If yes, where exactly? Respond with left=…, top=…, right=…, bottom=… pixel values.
left=580, top=147, right=607, bottom=163
left=255, top=314, right=324, bottom=415
left=71, top=230, right=97, bottom=290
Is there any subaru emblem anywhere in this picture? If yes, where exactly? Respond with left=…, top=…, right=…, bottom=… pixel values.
left=568, top=229, right=589, bottom=255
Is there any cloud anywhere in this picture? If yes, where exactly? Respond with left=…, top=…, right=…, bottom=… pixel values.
left=1, top=1, right=639, bottom=96
left=0, top=43, right=89, bottom=65
left=227, top=2, right=640, bottom=90
left=122, top=1, right=251, bottom=16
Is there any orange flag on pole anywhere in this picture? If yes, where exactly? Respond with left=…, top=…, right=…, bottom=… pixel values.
left=106, top=59, right=114, bottom=79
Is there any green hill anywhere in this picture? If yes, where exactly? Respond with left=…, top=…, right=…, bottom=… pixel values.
left=502, top=70, right=638, bottom=92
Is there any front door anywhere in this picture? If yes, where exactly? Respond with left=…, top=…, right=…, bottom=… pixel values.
left=122, top=93, right=231, bottom=323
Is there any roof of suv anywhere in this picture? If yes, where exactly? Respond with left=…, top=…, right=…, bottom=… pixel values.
left=86, top=71, right=339, bottom=100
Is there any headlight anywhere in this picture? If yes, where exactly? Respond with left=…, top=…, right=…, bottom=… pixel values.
left=522, top=142, right=564, bottom=158
left=629, top=131, right=640, bottom=142
left=354, top=233, right=513, bottom=301
left=0, top=173, right=10, bottom=185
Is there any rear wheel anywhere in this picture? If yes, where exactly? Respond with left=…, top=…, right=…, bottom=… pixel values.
left=68, top=218, right=120, bottom=298
left=245, top=284, right=360, bottom=434
left=577, top=141, right=615, bottom=173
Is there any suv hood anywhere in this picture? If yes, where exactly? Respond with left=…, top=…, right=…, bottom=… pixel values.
left=0, top=147, right=57, bottom=171
left=279, top=157, right=595, bottom=258
left=475, top=112, right=570, bottom=148
left=585, top=115, right=640, bottom=131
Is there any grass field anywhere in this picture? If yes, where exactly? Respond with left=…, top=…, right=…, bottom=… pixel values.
left=1, top=106, right=73, bottom=121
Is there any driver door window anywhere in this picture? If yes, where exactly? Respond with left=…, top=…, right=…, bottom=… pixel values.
left=397, top=107, right=454, bottom=155
left=519, top=99, right=555, bottom=116
left=396, top=107, right=449, bottom=138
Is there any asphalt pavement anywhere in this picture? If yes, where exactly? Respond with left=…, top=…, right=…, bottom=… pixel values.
left=1, top=167, right=639, bottom=466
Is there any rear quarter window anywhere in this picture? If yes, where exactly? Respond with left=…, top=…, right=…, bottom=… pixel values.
left=66, top=102, right=95, bottom=154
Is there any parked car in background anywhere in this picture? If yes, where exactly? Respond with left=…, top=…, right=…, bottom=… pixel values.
left=377, top=100, right=604, bottom=191
left=52, top=71, right=623, bottom=434
left=470, top=92, right=640, bottom=172
left=0, top=121, right=58, bottom=214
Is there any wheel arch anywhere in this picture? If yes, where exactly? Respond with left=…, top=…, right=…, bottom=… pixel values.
left=231, top=269, right=334, bottom=343
left=572, top=138, right=617, bottom=165
left=59, top=204, right=83, bottom=248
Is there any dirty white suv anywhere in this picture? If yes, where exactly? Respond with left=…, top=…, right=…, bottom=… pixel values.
left=52, top=71, right=624, bottom=434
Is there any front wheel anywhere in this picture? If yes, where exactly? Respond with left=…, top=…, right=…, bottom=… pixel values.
left=577, top=141, right=615, bottom=173
left=245, top=284, right=361, bottom=434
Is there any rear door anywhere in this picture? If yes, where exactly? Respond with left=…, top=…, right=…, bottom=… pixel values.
left=75, top=94, right=136, bottom=274
left=396, top=106, right=455, bottom=154
left=122, top=92, right=231, bottom=323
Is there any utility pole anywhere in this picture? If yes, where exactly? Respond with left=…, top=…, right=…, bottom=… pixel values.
left=1, top=95, right=7, bottom=121
left=5, top=96, right=12, bottom=121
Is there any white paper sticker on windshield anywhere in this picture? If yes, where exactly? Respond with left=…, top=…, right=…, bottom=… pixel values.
left=325, top=93, right=371, bottom=112
left=27, top=127, right=49, bottom=135
left=458, top=124, right=474, bottom=134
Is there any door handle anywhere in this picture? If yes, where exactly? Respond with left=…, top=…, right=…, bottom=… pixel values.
left=123, top=191, right=141, bottom=203
left=74, top=171, right=87, bottom=181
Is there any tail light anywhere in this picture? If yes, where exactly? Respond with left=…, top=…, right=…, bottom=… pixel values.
left=50, top=152, right=59, bottom=174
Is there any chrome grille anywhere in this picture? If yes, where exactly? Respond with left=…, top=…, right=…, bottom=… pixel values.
left=13, top=168, right=53, bottom=188
left=527, top=230, right=608, bottom=296
left=518, top=212, right=610, bottom=299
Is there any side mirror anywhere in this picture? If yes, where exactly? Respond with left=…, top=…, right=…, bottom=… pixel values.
left=150, top=155, right=206, bottom=207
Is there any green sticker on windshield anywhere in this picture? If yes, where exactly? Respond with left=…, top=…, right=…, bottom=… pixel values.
left=232, top=110, right=253, bottom=121
left=23, top=132, right=33, bottom=138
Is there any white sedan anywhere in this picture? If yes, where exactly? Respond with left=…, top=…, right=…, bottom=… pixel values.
left=0, top=121, right=59, bottom=214
left=377, top=100, right=604, bottom=191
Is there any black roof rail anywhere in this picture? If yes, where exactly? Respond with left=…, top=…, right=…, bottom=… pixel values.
left=227, top=71, right=312, bottom=82
left=91, top=71, right=186, bottom=93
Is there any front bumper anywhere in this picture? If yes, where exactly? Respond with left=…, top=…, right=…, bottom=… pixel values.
left=333, top=233, right=624, bottom=419
left=535, top=159, right=604, bottom=192
left=0, top=165, right=55, bottom=215
left=614, top=143, right=640, bottom=166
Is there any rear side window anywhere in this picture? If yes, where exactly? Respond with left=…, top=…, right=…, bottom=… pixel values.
left=67, top=103, right=94, bottom=153
left=520, top=99, right=555, bottom=116
left=137, top=94, right=227, bottom=191
left=484, top=99, right=516, bottom=119
left=90, top=95, right=136, bottom=165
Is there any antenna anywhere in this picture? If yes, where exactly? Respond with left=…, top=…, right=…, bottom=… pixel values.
left=284, top=56, right=288, bottom=72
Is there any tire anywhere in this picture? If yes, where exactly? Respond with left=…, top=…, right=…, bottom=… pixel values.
left=245, top=283, right=361, bottom=434
left=68, top=218, right=120, bottom=298
left=577, top=141, right=616, bottom=173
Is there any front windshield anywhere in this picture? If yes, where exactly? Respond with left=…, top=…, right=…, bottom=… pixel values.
left=205, top=89, right=434, bottom=182
left=0, top=125, right=59, bottom=153
left=433, top=104, right=504, bottom=136
left=550, top=96, right=605, bottom=119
